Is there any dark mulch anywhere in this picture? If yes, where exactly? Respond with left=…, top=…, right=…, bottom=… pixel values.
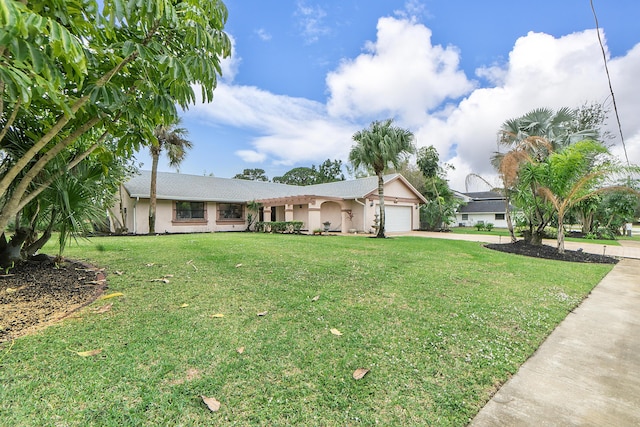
left=0, top=259, right=106, bottom=342
left=485, top=240, right=619, bottom=264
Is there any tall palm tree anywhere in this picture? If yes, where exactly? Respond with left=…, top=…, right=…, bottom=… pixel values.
left=149, top=119, right=192, bottom=234
left=349, top=119, right=415, bottom=238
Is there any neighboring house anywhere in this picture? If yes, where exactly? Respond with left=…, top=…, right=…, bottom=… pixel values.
left=112, top=171, right=427, bottom=235
left=453, top=191, right=516, bottom=228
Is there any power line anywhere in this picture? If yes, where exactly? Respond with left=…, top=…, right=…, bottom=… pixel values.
left=590, top=0, right=629, bottom=166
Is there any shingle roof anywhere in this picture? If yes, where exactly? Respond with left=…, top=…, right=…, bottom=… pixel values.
left=122, top=171, right=424, bottom=202
left=464, top=191, right=504, bottom=200
left=457, top=200, right=513, bottom=214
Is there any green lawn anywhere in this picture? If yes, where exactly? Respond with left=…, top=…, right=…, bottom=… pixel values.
left=449, top=227, right=623, bottom=246
left=0, top=233, right=613, bottom=426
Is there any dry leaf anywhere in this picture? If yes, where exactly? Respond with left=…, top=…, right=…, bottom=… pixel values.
left=330, top=328, right=343, bottom=336
left=95, top=303, right=112, bottom=313
left=201, top=395, right=221, bottom=412
left=311, top=295, right=320, bottom=302
left=146, top=263, right=155, bottom=267
left=6, top=287, right=17, bottom=293
left=210, top=313, right=225, bottom=318
left=257, top=311, right=268, bottom=316
left=352, top=368, right=370, bottom=380
left=187, top=260, right=198, bottom=271
left=179, top=303, right=189, bottom=308
left=99, top=292, right=123, bottom=300
left=114, top=270, right=124, bottom=275
left=237, top=347, right=245, bottom=354
left=77, top=349, right=102, bottom=357
left=150, top=278, right=170, bottom=283
left=235, top=263, right=243, bottom=268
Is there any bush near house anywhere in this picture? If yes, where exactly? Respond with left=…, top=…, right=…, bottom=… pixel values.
left=255, top=221, right=304, bottom=234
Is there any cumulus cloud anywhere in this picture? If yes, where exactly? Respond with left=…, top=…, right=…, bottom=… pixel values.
left=184, top=17, right=640, bottom=190
left=326, top=17, right=475, bottom=125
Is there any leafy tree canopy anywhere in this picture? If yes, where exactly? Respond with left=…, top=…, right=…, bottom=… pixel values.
left=233, top=168, right=269, bottom=181
left=273, top=159, right=345, bottom=185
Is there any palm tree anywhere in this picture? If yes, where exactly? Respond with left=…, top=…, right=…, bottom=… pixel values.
left=149, top=119, right=192, bottom=234
left=494, top=107, right=598, bottom=245
left=349, top=119, right=415, bottom=238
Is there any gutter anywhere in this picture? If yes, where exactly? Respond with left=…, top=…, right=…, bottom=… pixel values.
left=354, top=198, right=366, bottom=233
left=133, top=197, right=139, bottom=234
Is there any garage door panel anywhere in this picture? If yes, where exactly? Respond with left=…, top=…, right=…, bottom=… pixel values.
left=385, top=206, right=412, bottom=232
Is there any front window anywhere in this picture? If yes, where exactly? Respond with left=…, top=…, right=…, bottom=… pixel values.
left=175, top=201, right=206, bottom=221
left=461, top=214, right=468, bottom=220
left=218, top=203, right=244, bottom=221
left=495, top=213, right=505, bottom=220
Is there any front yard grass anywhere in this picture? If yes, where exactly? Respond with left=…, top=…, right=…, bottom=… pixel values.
left=0, top=233, right=613, bottom=426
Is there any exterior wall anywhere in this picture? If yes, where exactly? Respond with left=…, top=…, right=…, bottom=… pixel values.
left=455, top=213, right=508, bottom=228
left=320, top=201, right=342, bottom=232
left=118, top=194, right=248, bottom=234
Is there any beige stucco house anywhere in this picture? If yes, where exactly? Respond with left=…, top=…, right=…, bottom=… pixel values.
left=112, top=171, right=427, bottom=235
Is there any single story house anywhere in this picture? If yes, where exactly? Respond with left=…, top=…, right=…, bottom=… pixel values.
left=112, top=171, right=427, bottom=235
left=453, top=191, right=516, bottom=228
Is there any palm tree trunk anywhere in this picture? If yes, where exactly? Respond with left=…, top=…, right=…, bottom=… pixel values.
left=149, top=151, right=159, bottom=234
left=557, top=213, right=565, bottom=254
left=505, top=195, right=517, bottom=243
left=376, top=173, right=385, bottom=238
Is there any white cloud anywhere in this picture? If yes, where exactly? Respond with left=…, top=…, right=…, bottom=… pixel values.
left=255, top=28, right=272, bottom=41
left=186, top=18, right=640, bottom=190
left=295, top=1, right=330, bottom=44
left=236, top=150, right=267, bottom=163
left=219, top=34, right=240, bottom=83
left=326, top=17, right=475, bottom=125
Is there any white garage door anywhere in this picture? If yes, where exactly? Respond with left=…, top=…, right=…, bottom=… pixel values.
left=384, top=206, right=412, bottom=232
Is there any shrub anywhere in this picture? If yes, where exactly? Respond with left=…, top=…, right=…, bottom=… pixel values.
left=485, top=223, right=494, bottom=231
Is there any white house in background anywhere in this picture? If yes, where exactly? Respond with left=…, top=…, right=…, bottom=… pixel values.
left=453, top=191, right=515, bottom=228
left=111, top=171, right=427, bottom=235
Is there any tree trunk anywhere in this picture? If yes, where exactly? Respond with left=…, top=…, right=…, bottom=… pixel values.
left=557, top=214, right=566, bottom=254
left=149, top=151, right=159, bottom=234
left=505, top=196, right=517, bottom=243
left=0, top=229, right=30, bottom=268
left=376, top=173, right=385, bottom=238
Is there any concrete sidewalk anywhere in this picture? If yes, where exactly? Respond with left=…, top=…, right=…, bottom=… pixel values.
left=470, top=258, right=640, bottom=426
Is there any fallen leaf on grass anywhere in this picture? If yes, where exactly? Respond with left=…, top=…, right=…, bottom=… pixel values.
left=311, top=295, right=320, bottom=302
left=210, top=313, right=225, bottom=318
left=114, top=270, right=124, bottom=275
left=77, top=349, right=102, bottom=357
left=150, top=278, right=170, bottom=283
left=352, top=368, right=370, bottom=380
left=99, top=292, right=123, bottom=300
left=145, top=263, right=155, bottom=267
left=257, top=311, right=268, bottom=316
left=235, top=263, right=243, bottom=268
left=330, top=328, right=343, bottom=336
left=201, top=395, right=221, bottom=412
left=237, top=347, right=245, bottom=354
left=187, top=260, right=198, bottom=271
left=94, top=303, right=112, bottom=313
left=179, top=303, right=189, bottom=308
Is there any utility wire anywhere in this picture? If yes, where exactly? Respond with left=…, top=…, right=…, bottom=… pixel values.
left=590, top=0, right=629, bottom=166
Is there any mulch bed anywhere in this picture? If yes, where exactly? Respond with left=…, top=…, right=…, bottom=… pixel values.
left=485, top=240, right=619, bottom=264
left=0, top=259, right=106, bottom=342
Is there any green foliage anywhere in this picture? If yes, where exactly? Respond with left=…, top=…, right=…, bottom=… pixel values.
left=255, top=221, right=303, bottom=234
left=232, top=168, right=269, bottom=181
left=0, top=0, right=231, bottom=236
left=273, top=159, right=345, bottom=185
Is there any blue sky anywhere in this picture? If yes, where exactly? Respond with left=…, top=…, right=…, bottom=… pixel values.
left=137, top=0, right=640, bottom=191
